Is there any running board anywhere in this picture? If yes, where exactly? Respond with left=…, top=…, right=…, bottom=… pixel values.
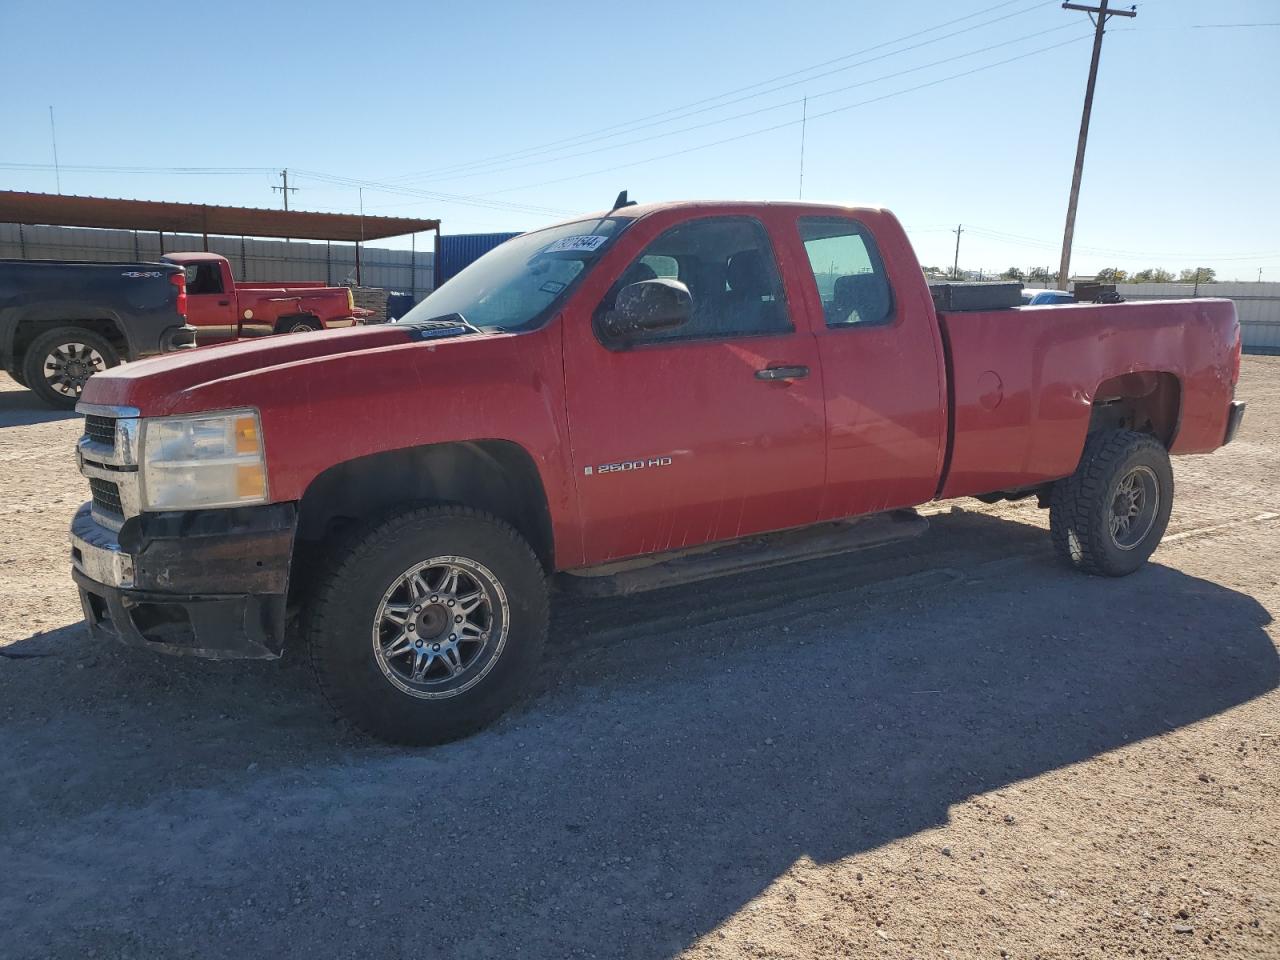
left=557, top=510, right=929, bottom=598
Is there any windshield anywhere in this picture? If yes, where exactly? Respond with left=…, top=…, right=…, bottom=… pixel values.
left=401, top=217, right=631, bottom=333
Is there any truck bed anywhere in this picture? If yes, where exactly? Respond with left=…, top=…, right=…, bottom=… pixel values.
left=938, top=298, right=1239, bottom=500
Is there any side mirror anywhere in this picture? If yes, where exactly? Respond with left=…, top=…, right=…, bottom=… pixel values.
left=600, top=278, right=692, bottom=342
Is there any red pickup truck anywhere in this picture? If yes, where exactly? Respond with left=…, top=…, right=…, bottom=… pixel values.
left=69, top=200, right=1245, bottom=745
left=161, top=252, right=361, bottom=344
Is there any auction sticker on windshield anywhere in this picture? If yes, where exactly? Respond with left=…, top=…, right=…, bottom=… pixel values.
left=542, top=235, right=610, bottom=253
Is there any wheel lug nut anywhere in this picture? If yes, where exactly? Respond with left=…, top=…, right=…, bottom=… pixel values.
left=450, top=634, right=457, bottom=641
left=447, top=599, right=455, bottom=607
left=432, top=643, right=440, bottom=652
left=407, top=624, right=415, bottom=631
left=414, top=605, right=422, bottom=612
left=430, top=596, right=438, bottom=603
left=415, top=640, right=423, bottom=648
left=454, top=615, right=462, bottom=623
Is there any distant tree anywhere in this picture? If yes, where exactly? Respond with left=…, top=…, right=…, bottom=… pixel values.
left=1179, top=266, right=1216, bottom=283
left=920, top=265, right=944, bottom=277
left=1000, top=267, right=1025, bottom=281
left=1028, top=266, right=1052, bottom=283
left=1131, top=268, right=1176, bottom=283
left=1095, top=267, right=1128, bottom=282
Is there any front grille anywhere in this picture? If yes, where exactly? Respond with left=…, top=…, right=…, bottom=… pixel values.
left=89, top=476, right=124, bottom=517
left=84, top=414, right=116, bottom=446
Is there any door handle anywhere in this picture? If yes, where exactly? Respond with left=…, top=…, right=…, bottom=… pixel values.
left=755, top=365, right=809, bottom=381
left=218, top=299, right=231, bottom=306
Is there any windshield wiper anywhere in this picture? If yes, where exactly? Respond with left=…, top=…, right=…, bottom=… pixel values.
left=409, top=312, right=483, bottom=334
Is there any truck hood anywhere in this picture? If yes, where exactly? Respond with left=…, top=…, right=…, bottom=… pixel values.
left=80, top=322, right=492, bottom=416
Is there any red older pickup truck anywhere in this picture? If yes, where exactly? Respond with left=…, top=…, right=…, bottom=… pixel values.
left=161, top=252, right=361, bottom=344
left=69, top=200, right=1245, bottom=745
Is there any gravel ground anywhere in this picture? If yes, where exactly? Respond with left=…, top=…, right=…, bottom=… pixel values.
left=1, top=359, right=1277, bottom=960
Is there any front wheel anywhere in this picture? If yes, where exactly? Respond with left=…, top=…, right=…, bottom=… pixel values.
left=21, top=327, right=120, bottom=409
left=1049, top=429, right=1174, bottom=577
left=307, top=506, right=549, bottom=745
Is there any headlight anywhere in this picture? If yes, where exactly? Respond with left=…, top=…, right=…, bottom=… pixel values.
left=140, top=409, right=268, bottom=511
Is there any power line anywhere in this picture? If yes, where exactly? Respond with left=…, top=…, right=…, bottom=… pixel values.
left=475, top=33, right=1092, bottom=199
left=0, top=162, right=275, bottom=176
left=290, top=169, right=575, bottom=218
left=386, top=0, right=1053, bottom=185
left=962, top=224, right=1280, bottom=261
left=407, top=21, right=1083, bottom=189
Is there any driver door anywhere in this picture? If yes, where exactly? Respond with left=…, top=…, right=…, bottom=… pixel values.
left=562, top=213, right=826, bottom=566
left=182, top=261, right=238, bottom=344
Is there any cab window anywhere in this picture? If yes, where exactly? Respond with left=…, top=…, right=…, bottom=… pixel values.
left=798, top=218, right=893, bottom=327
left=184, top=263, right=224, bottom=295
left=599, top=217, right=792, bottom=344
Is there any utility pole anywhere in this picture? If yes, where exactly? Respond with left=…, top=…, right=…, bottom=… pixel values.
left=48, top=106, right=61, bottom=194
left=272, top=168, right=299, bottom=210
left=1058, top=0, right=1136, bottom=289
left=798, top=97, right=808, bottom=200
left=952, top=224, right=963, bottom=279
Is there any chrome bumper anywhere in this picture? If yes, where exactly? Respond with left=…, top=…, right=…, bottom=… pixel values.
left=70, top=504, right=134, bottom=588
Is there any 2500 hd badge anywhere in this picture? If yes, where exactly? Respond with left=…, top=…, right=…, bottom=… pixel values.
left=584, top=456, right=674, bottom=476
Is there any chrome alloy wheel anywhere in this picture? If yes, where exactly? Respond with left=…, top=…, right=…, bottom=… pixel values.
left=43, top=342, right=106, bottom=397
left=372, top=556, right=509, bottom=699
left=1109, top=465, right=1160, bottom=550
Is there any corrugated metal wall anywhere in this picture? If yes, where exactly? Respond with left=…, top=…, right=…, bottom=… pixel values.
left=1110, top=282, right=1280, bottom=355
left=0, top=222, right=435, bottom=295
left=435, top=232, right=521, bottom=286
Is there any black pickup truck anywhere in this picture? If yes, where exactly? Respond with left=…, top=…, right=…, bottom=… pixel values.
left=0, top=258, right=196, bottom=408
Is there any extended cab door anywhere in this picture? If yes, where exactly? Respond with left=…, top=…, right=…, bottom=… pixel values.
left=788, top=213, right=947, bottom=519
left=562, top=212, right=827, bottom=566
left=178, top=258, right=239, bottom=344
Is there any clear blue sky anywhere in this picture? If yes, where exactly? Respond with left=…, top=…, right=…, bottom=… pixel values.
left=2, top=0, right=1277, bottom=278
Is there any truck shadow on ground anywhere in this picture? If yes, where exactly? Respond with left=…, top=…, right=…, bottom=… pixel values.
left=2, top=511, right=1276, bottom=958
left=0, top=380, right=77, bottom=427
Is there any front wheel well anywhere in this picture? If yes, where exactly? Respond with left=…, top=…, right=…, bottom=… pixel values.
left=1089, top=371, right=1181, bottom=448
left=293, top=440, right=555, bottom=586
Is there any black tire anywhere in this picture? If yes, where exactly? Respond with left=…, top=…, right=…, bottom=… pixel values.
left=1049, top=429, right=1174, bottom=577
left=307, top=505, right=549, bottom=745
left=278, top=315, right=322, bottom=335
left=21, top=327, right=120, bottom=409
left=6, top=367, right=27, bottom=388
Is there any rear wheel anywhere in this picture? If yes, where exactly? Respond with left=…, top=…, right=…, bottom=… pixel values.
left=21, top=327, right=120, bottom=409
left=307, top=505, right=549, bottom=745
left=279, top=315, right=322, bottom=334
left=1049, top=429, right=1174, bottom=576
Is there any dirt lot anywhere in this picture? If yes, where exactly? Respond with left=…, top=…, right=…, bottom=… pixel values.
left=1, top=358, right=1277, bottom=960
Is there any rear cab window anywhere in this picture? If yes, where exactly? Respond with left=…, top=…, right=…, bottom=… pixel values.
left=798, top=217, right=893, bottom=328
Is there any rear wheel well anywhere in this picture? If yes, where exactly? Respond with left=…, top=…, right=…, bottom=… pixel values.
left=1089, top=372, right=1181, bottom=448
left=14, top=317, right=127, bottom=362
left=292, top=441, right=555, bottom=597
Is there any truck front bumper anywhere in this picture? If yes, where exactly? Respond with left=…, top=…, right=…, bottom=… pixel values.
left=69, top=502, right=296, bottom=659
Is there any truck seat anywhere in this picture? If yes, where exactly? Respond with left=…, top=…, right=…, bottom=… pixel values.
left=831, top=273, right=891, bottom=326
